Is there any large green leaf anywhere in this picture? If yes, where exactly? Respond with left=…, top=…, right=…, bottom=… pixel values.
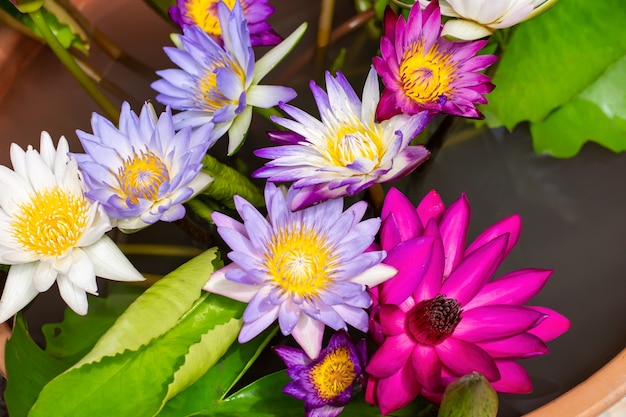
left=486, top=0, right=626, bottom=157
left=4, top=316, right=71, bottom=417
left=41, top=283, right=144, bottom=363
left=27, top=248, right=246, bottom=417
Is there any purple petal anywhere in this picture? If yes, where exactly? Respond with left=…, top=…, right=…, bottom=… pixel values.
left=274, top=345, right=311, bottom=367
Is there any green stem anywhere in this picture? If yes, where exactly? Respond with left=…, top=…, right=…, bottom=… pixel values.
left=28, top=9, right=119, bottom=122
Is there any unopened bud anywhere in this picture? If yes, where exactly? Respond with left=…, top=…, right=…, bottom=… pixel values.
left=438, top=372, right=498, bottom=417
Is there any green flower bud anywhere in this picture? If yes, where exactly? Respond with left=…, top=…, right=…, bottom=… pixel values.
left=438, top=372, right=499, bottom=417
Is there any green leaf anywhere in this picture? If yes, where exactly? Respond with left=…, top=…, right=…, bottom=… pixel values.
left=142, top=0, right=176, bottom=23
left=77, top=248, right=222, bottom=366
left=486, top=0, right=626, bottom=156
left=5, top=315, right=71, bottom=417
left=29, top=293, right=245, bottom=417
left=158, top=327, right=279, bottom=417
left=41, top=283, right=144, bottom=363
left=201, top=155, right=264, bottom=209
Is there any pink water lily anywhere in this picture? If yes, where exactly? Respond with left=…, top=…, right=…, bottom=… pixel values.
left=365, top=188, right=570, bottom=415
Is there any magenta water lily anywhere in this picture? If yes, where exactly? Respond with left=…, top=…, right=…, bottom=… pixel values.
left=365, top=188, right=570, bottom=415
left=73, top=101, right=215, bottom=232
left=152, top=0, right=306, bottom=154
left=254, top=67, right=431, bottom=211
left=374, top=2, right=497, bottom=120
left=275, top=330, right=367, bottom=417
left=169, top=0, right=281, bottom=46
left=204, top=182, right=397, bottom=359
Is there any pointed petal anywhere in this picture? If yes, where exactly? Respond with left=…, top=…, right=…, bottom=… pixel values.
left=526, top=306, right=571, bottom=342
left=454, top=305, right=546, bottom=342
left=291, top=314, right=325, bottom=360
left=436, top=337, right=500, bottom=381
left=83, top=235, right=144, bottom=282
left=490, top=360, right=532, bottom=393
left=203, top=264, right=258, bottom=302
left=253, top=23, right=307, bottom=83
left=57, top=275, right=89, bottom=315
left=0, top=263, right=39, bottom=322
left=366, top=333, right=415, bottom=378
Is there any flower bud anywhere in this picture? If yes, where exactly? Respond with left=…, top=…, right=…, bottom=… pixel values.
left=438, top=372, right=498, bottom=417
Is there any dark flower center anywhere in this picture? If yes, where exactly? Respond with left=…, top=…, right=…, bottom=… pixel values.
left=407, top=294, right=462, bottom=345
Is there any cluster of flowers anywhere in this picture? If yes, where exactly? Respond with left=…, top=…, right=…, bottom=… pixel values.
left=0, top=0, right=566, bottom=416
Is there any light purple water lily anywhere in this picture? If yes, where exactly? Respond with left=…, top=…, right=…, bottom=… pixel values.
left=152, top=1, right=306, bottom=154
left=365, top=188, right=570, bottom=415
left=169, top=0, right=281, bottom=46
left=373, top=2, right=497, bottom=120
left=203, top=182, right=397, bottom=359
left=73, top=101, right=215, bottom=232
left=254, top=67, right=431, bottom=211
left=274, top=330, right=367, bottom=417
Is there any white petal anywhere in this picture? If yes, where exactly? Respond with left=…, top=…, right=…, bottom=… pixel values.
left=67, top=249, right=98, bottom=294
left=203, top=264, right=258, bottom=303
left=82, top=235, right=144, bottom=282
left=441, top=19, right=494, bottom=41
left=0, top=263, right=39, bottom=323
left=33, top=262, right=59, bottom=292
left=291, top=314, right=325, bottom=360
left=57, top=274, right=89, bottom=315
left=253, top=23, right=308, bottom=84
left=350, top=263, right=398, bottom=287
left=227, top=106, right=253, bottom=155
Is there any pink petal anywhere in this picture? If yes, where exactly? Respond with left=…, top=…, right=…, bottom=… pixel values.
left=463, top=268, right=553, bottom=310
left=477, top=333, right=549, bottom=359
left=436, top=337, right=500, bottom=381
left=374, top=364, right=421, bottom=416
left=411, top=343, right=443, bottom=392
left=381, top=188, right=422, bottom=241
left=413, top=220, right=445, bottom=301
left=380, top=237, right=434, bottom=305
left=416, top=189, right=446, bottom=229
left=490, top=360, right=533, bottom=394
left=453, top=305, right=547, bottom=342
left=379, top=214, right=401, bottom=252
left=203, top=264, right=258, bottom=302
left=366, top=333, right=415, bottom=378
left=378, top=304, right=407, bottom=336
left=465, top=214, right=521, bottom=259
left=438, top=193, right=471, bottom=277
left=526, top=306, right=571, bottom=342
left=440, top=234, right=508, bottom=306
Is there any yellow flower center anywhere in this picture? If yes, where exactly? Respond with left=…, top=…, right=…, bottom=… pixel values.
left=117, top=148, right=170, bottom=205
left=265, top=225, right=336, bottom=299
left=309, top=347, right=356, bottom=401
left=185, top=0, right=239, bottom=37
left=399, top=41, right=457, bottom=105
left=325, top=122, right=384, bottom=167
left=197, top=59, right=246, bottom=112
left=12, top=188, right=89, bottom=257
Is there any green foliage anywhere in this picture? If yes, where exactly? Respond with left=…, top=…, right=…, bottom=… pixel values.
left=486, top=0, right=626, bottom=157
left=142, top=0, right=176, bottom=23
left=0, top=0, right=89, bottom=53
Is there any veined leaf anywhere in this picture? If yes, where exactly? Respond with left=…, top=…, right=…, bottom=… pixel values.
left=29, top=293, right=245, bottom=417
left=76, top=248, right=222, bottom=366
left=486, top=0, right=626, bottom=157
left=5, top=315, right=71, bottom=417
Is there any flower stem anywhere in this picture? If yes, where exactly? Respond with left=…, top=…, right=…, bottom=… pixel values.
left=28, top=9, right=119, bottom=121
left=367, top=183, right=386, bottom=216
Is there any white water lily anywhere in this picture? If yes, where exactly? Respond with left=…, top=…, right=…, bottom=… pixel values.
left=0, top=133, right=144, bottom=322
left=418, top=0, right=559, bottom=40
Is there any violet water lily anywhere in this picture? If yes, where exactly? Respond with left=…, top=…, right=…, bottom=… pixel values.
left=0, top=133, right=143, bottom=322
left=152, top=0, right=306, bottom=154
left=254, top=67, right=431, bottom=211
left=275, top=330, right=367, bottom=417
left=374, top=2, right=497, bottom=120
left=73, top=101, right=215, bottom=232
left=365, top=188, right=570, bottom=414
left=204, top=182, right=397, bottom=359
left=169, top=0, right=281, bottom=46
left=417, top=0, right=559, bottom=40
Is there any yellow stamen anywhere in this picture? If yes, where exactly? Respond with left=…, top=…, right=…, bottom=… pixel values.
left=185, top=0, right=239, bottom=37
left=117, top=148, right=170, bottom=205
left=324, top=122, right=384, bottom=167
left=265, top=224, right=336, bottom=298
left=12, top=188, right=88, bottom=257
left=309, top=347, right=356, bottom=401
left=400, top=41, right=457, bottom=105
